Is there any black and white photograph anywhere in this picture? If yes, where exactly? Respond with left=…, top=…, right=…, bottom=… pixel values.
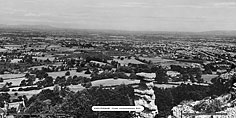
left=0, top=0, right=236, bottom=118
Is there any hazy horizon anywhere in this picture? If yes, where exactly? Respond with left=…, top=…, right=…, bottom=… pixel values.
left=1, top=0, right=236, bottom=32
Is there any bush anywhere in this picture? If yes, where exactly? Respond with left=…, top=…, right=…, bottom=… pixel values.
left=117, top=66, right=133, bottom=73
left=82, top=82, right=92, bottom=88
left=76, top=67, right=83, bottom=72
left=0, top=77, right=3, bottom=82
left=18, top=87, right=40, bottom=91
left=0, top=86, right=10, bottom=92
left=65, top=71, right=70, bottom=76
left=84, top=69, right=91, bottom=74
left=153, top=84, right=210, bottom=117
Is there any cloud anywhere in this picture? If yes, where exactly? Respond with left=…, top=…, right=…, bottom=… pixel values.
left=24, top=12, right=54, bottom=17
left=213, top=2, right=236, bottom=7
left=0, top=8, right=27, bottom=15
left=165, top=5, right=208, bottom=8
left=88, top=1, right=152, bottom=8
left=24, top=13, right=41, bottom=17
left=158, top=1, right=236, bottom=9
left=119, top=2, right=151, bottom=8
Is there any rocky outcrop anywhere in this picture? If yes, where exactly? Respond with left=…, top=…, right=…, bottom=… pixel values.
left=172, top=69, right=236, bottom=118
left=172, top=92, right=236, bottom=118
left=134, top=73, right=158, bottom=118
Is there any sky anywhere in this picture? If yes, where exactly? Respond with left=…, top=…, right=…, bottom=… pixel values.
left=0, top=0, right=236, bottom=32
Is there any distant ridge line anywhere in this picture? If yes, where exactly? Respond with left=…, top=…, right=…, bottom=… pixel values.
left=0, top=24, right=236, bottom=36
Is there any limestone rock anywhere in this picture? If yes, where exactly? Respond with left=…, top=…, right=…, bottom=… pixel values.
left=134, top=77, right=158, bottom=118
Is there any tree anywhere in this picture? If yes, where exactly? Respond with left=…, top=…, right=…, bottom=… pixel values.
left=0, top=77, right=3, bottom=82
left=53, top=85, right=60, bottom=93
left=54, top=76, right=61, bottom=85
left=44, top=76, right=54, bottom=87
left=0, top=93, right=11, bottom=106
left=155, top=66, right=168, bottom=83
left=65, top=71, right=70, bottom=76
left=36, top=81, right=45, bottom=88
left=196, top=72, right=203, bottom=83
left=190, top=74, right=196, bottom=83
left=58, top=76, right=66, bottom=88
left=129, top=73, right=137, bottom=80
left=21, top=84, right=135, bottom=117
left=25, top=73, right=30, bottom=78
left=85, top=69, right=91, bottom=74
left=76, top=67, right=83, bottom=72
left=36, top=70, right=48, bottom=80
left=117, top=66, right=133, bottom=73
left=82, top=82, right=92, bottom=88
left=154, top=88, right=174, bottom=117
left=0, top=85, right=10, bottom=92
left=66, top=76, right=73, bottom=86
left=6, top=82, right=12, bottom=87
left=20, top=80, right=27, bottom=86
left=27, top=75, right=36, bottom=86
left=14, top=92, right=18, bottom=96
left=182, top=74, right=189, bottom=82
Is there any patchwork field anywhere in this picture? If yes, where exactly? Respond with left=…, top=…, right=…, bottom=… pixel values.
left=0, top=48, right=8, bottom=52
left=1, top=78, right=140, bottom=99
left=202, top=74, right=218, bottom=84
left=139, top=56, right=175, bottom=63
left=0, top=74, right=25, bottom=79
left=109, top=57, right=144, bottom=66
left=33, top=56, right=55, bottom=61
left=2, top=77, right=25, bottom=86
left=91, top=78, right=140, bottom=87
left=154, top=84, right=178, bottom=88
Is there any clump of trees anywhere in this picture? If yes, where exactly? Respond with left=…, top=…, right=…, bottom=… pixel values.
left=155, top=66, right=168, bottom=83
left=0, top=85, right=10, bottom=92
left=154, top=84, right=210, bottom=117
left=18, top=87, right=40, bottom=91
left=0, top=93, right=10, bottom=107
left=91, top=71, right=129, bottom=81
left=85, top=53, right=111, bottom=63
left=170, top=65, right=203, bottom=83
left=154, top=73, right=236, bottom=117
left=209, top=74, right=236, bottom=96
left=25, top=84, right=134, bottom=118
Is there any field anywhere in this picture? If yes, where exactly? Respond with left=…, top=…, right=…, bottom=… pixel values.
left=29, top=62, right=64, bottom=70
left=2, top=78, right=139, bottom=99
left=169, top=81, right=209, bottom=86
left=0, top=48, right=8, bottom=52
left=29, top=65, right=47, bottom=70
left=139, top=56, right=174, bottom=63
left=154, top=84, right=178, bottom=88
left=91, top=78, right=140, bottom=87
left=90, top=61, right=107, bottom=66
left=202, top=74, right=218, bottom=84
left=2, top=77, right=25, bottom=86
left=33, top=56, right=55, bottom=61
left=0, top=74, right=25, bottom=79
left=109, top=57, right=144, bottom=66
left=67, top=85, right=85, bottom=92
left=3, top=86, right=55, bottom=99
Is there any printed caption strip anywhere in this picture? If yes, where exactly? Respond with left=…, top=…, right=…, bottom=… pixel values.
left=92, top=106, right=144, bottom=112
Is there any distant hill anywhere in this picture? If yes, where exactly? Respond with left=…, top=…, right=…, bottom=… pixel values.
left=200, top=30, right=236, bottom=36
left=1, top=24, right=236, bottom=36
left=0, top=24, right=57, bottom=30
